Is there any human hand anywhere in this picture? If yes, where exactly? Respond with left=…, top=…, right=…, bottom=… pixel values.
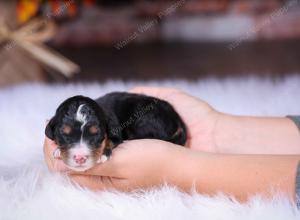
left=44, top=137, right=189, bottom=191
left=43, top=137, right=70, bottom=173
left=129, top=87, right=220, bottom=152
left=44, top=136, right=300, bottom=200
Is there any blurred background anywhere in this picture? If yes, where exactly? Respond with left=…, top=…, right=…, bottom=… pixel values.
left=0, top=0, right=300, bottom=87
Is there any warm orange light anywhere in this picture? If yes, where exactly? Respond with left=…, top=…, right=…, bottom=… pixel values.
left=17, top=0, right=40, bottom=24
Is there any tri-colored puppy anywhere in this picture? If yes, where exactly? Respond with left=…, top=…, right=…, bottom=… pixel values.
left=45, top=92, right=187, bottom=171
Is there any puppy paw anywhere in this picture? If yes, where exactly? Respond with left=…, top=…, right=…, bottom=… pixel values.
left=97, top=155, right=109, bottom=164
left=101, top=155, right=108, bottom=163
left=96, top=148, right=112, bottom=164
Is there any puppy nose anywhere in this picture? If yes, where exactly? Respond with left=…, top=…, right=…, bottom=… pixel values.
left=73, top=154, right=88, bottom=165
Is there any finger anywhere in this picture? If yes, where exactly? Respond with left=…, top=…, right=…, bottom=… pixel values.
left=68, top=174, right=107, bottom=190
left=52, top=159, right=71, bottom=173
left=43, top=137, right=58, bottom=159
left=129, top=86, right=181, bottom=100
left=44, top=136, right=58, bottom=149
left=45, top=119, right=50, bottom=126
left=68, top=174, right=128, bottom=191
left=43, top=137, right=70, bottom=172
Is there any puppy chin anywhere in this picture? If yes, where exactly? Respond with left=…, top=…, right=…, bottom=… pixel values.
left=65, top=155, right=108, bottom=172
left=66, top=164, right=95, bottom=172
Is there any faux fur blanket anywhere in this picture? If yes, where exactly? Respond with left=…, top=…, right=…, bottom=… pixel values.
left=1, top=76, right=300, bottom=220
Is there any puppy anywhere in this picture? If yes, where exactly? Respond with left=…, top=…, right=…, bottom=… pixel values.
left=45, top=92, right=187, bottom=171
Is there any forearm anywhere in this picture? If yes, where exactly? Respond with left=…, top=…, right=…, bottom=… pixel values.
left=169, top=148, right=300, bottom=201
left=214, top=113, right=300, bottom=154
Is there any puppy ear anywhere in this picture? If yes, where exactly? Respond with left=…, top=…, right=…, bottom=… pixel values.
left=45, top=117, right=56, bottom=140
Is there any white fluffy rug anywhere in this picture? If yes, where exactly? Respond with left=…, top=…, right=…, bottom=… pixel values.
left=1, top=76, right=300, bottom=220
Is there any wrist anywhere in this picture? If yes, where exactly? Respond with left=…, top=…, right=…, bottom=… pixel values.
left=213, top=112, right=237, bottom=153
left=165, top=146, right=205, bottom=191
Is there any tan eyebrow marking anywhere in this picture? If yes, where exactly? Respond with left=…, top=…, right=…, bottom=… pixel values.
left=62, top=125, right=72, bottom=135
left=89, top=125, right=98, bottom=134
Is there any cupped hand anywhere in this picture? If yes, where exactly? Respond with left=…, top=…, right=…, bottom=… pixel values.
left=44, top=137, right=188, bottom=191
left=129, top=87, right=220, bottom=152
left=44, top=87, right=220, bottom=191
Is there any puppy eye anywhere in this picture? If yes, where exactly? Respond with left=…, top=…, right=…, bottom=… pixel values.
left=62, top=125, right=72, bottom=135
left=89, top=125, right=99, bottom=134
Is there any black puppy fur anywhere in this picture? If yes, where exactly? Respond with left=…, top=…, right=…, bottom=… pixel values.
left=46, top=92, right=187, bottom=169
